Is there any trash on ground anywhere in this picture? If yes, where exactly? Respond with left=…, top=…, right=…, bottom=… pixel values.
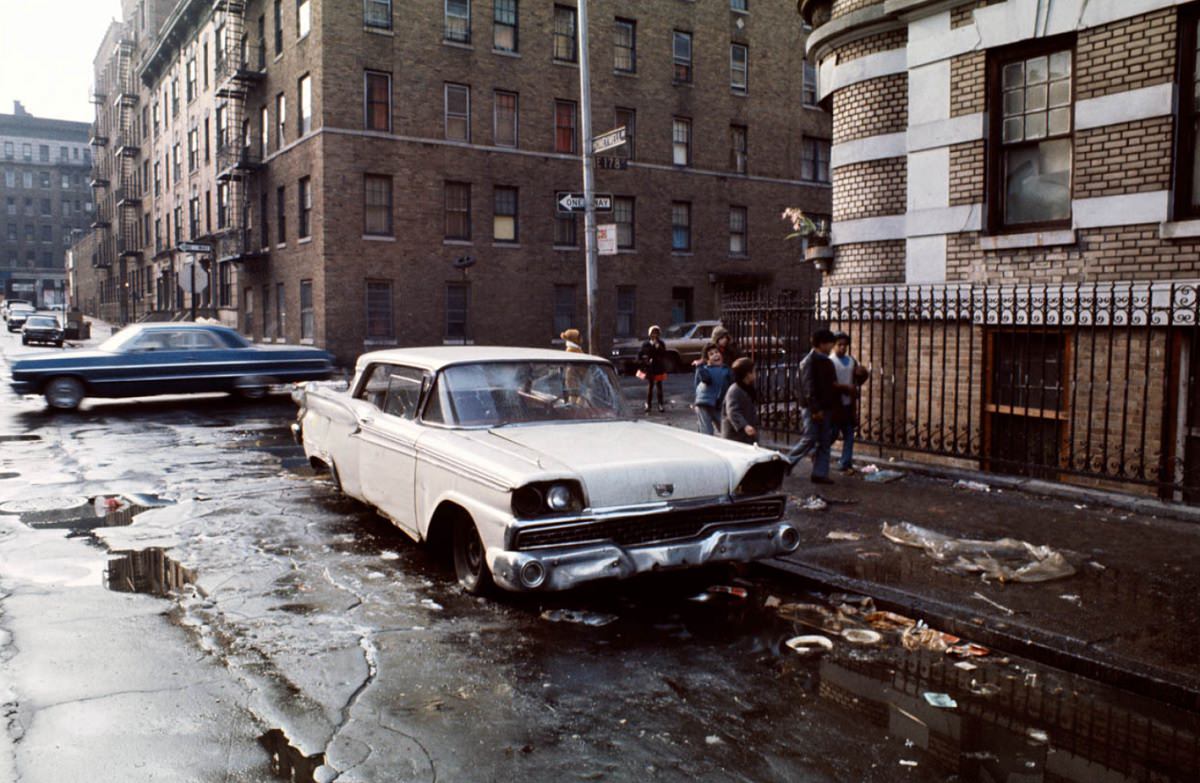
left=705, top=735, right=723, bottom=746
left=1060, top=594, right=1082, bottom=606
left=972, top=591, right=1015, bottom=616
left=860, top=464, right=880, bottom=474
left=970, top=681, right=1002, bottom=697
left=420, top=598, right=444, bottom=611
left=826, top=530, right=864, bottom=541
left=540, top=609, right=618, bottom=627
left=947, top=643, right=990, bottom=658
left=841, top=628, right=883, bottom=645
left=379, top=550, right=400, bottom=561
left=923, top=692, right=958, bottom=709
left=881, top=522, right=1077, bottom=583
left=954, top=661, right=978, bottom=672
left=901, top=622, right=960, bottom=652
left=777, top=603, right=843, bottom=632
left=763, top=595, right=783, bottom=609
left=953, top=479, right=991, bottom=492
left=1026, top=728, right=1050, bottom=744
left=1074, top=504, right=1087, bottom=510
left=785, top=635, right=834, bottom=656
left=864, top=469, right=905, bottom=483
left=865, top=611, right=917, bottom=631
left=706, top=585, right=749, bottom=599
left=899, top=760, right=919, bottom=767
left=799, top=495, right=829, bottom=512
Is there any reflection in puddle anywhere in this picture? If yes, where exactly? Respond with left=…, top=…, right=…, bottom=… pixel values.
left=258, top=728, right=325, bottom=782
left=105, top=548, right=195, bottom=597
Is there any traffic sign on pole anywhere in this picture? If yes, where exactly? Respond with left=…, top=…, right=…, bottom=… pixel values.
left=177, top=241, right=213, bottom=254
left=591, top=126, right=627, bottom=154
left=556, top=192, right=613, bottom=214
left=179, top=261, right=209, bottom=294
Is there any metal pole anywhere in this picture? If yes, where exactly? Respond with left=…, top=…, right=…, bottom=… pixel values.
left=189, top=253, right=197, bottom=321
left=577, top=0, right=599, bottom=355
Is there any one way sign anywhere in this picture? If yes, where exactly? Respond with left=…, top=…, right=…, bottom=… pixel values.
left=556, top=192, right=613, bottom=214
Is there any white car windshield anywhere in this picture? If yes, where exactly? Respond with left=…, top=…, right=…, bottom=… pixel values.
left=434, top=361, right=627, bottom=426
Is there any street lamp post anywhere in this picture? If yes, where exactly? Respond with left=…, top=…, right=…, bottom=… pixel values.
left=577, top=0, right=600, bottom=355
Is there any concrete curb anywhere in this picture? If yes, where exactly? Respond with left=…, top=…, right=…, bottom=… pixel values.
left=763, top=558, right=1200, bottom=713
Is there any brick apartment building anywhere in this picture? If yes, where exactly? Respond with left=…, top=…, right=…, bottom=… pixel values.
left=73, top=0, right=830, bottom=363
left=0, top=102, right=92, bottom=307
left=795, top=0, right=1200, bottom=499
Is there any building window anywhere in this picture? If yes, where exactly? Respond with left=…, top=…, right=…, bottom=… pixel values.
left=615, top=107, right=635, bottom=159
left=274, top=0, right=283, bottom=54
left=365, top=0, right=391, bottom=30
left=553, top=5, right=577, bottom=62
left=616, top=286, right=636, bottom=338
left=299, top=280, right=313, bottom=340
left=22, top=143, right=31, bottom=160
left=217, top=182, right=229, bottom=228
left=1179, top=10, right=1200, bottom=217
left=555, top=100, right=577, bottom=153
left=494, top=0, right=517, bottom=52
left=39, top=145, right=49, bottom=162
left=445, top=83, right=470, bottom=141
left=276, top=93, right=286, bottom=148
left=494, top=186, right=517, bottom=242
left=364, top=71, right=391, bottom=132
left=260, top=192, right=270, bottom=248
left=672, top=117, right=691, bottom=166
left=2, top=142, right=11, bottom=158
left=803, top=61, right=819, bottom=106
left=801, top=137, right=830, bottom=183
left=186, top=56, right=197, bottom=102
left=729, top=206, right=747, bottom=255
left=218, top=261, right=231, bottom=307
left=262, top=283, right=273, bottom=337
left=673, top=31, right=693, bottom=83
left=614, top=196, right=634, bottom=249
left=297, top=0, right=311, bottom=38
left=992, top=45, right=1073, bottom=228
left=276, top=186, right=287, bottom=244
left=298, top=176, right=312, bottom=238
left=614, top=18, right=636, bottom=72
left=173, top=143, right=182, bottom=180
left=554, top=211, right=577, bottom=247
left=730, top=124, right=747, bottom=174
left=553, top=284, right=575, bottom=336
left=731, top=44, right=748, bottom=92
left=364, top=174, right=393, bottom=236
left=494, top=90, right=518, bottom=147
left=261, top=105, right=270, bottom=154
left=188, top=128, right=199, bottom=171
left=171, top=79, right=179, bottom=116
left=671, top=202, right=691, bottom=251
left=366, top=280, right=393, bottom=340
left=204, top=118, right=210, bottom=160
left=276, top=282, right=286, bottom=339
left=444, top=181, right=471, bottom=240
left=445, top=0, right=470, bottom=43
left=298, top=74, right=312, bottom=135
left=445, top=283, right=469, bottom=341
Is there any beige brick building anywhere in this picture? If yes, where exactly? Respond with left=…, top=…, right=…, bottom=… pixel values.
left=75, top=0, right=831, bottom=364
left=799, top=0, right=1200, bottom=499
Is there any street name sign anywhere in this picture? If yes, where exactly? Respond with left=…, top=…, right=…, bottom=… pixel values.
left=591, top=126, right=627, bottom=154
left=596, top=156, right=628, bottom=171
left=556, top=192, right=613, bottom=214
left=178, top=241, right=213, bottom=254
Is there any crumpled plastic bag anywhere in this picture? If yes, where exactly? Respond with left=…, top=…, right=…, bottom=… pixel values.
left=881, top=521, right=1076, bottom=583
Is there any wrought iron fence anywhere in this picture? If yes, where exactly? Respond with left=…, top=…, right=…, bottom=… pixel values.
left=721, top=283, right=1200, bottom=500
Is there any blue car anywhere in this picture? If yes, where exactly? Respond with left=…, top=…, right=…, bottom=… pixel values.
left=9, top=323, right=336, bottom=410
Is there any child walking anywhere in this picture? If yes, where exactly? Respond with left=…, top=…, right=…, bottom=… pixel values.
left=638, top=325, right=668, bottom=413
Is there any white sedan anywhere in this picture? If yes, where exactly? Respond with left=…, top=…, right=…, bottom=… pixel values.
left=294, top=347, right=798, bottom=593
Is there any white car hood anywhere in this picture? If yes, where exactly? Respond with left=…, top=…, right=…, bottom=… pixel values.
left=472, top=420, right=762, bottom=508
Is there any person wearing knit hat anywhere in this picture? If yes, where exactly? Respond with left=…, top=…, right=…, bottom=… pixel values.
left=710, top=325, right=740, bottom=367
left=637, top=325, right=668, bottom=413
left=560, top=328, right=583, bottom=353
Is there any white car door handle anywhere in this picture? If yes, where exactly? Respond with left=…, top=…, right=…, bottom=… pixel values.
left=360, top=416, right=374, bottom=426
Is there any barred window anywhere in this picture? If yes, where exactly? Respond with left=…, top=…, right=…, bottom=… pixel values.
left=444, top=181, right=471, bottom=240
left=364, top=0, right=391, bottom=30
left=445, top=0, right=470, bottom=43
left=616, top=286, right=636, bottom=338
left=494, top=90, right=518, bottom=147
left=364, top=174, right=392, bottom=236
left=553, top=5, right=577, bottom=62
left=365, top=280, right=393, bottom=340
left=445, top=283, right=469, bottom=341
left=445, top=83, right=470, bottom=141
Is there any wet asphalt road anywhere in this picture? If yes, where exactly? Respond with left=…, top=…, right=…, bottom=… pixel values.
left=1, top=328, right=1197, bottom=782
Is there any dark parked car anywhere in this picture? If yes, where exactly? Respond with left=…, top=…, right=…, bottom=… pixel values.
left=22, top=315, right=64, bottom=347
left=5, top=304, right=36, bottom=332
left=9, top=323, right=337, bottom=410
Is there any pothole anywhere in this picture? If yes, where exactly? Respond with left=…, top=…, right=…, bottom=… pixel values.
left=259, top=729, right=326, bottom=782
left=0, top=493, right=174, bottom=530
left=105, top=548, right=195, bottom=597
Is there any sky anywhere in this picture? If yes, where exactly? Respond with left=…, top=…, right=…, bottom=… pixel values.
left=0, top=0, right=123, bottom=123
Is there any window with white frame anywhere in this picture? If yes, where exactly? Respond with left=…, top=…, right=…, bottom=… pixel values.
left=671, top=202, right=691, bottom=251
left=364, top=0, right=391, bottom=30
left=297, top=0, right=311, bottom=38
left=445, top=0, right=470, bottom=43
left=673, top=31, right=692, bottom=83
left=672, top=117, right=691, bottom=166
left=730, top=44, right=748, bottom=92
left=298, top=74, right=312, bottom=135
left=614, top=18, right=635, bottom=72
left=803, top=61, right=819, bottom=106
left=729, top=206, right=747, bottom=255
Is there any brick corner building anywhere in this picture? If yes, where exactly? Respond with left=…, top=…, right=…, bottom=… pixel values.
left=74, top=0, right=832, bottom=364
left=0, top=101, right=91, bottom=307
left=797, top=0, right=1200, bottom=500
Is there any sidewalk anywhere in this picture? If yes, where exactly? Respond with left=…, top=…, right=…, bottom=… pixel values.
left=771, top=464, right=1200, bottom=710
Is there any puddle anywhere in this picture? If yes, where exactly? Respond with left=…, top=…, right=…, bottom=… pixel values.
left=0, top=493, right=175, bottom=530
left=105, top=548, right=195, bottom=597
left=258, top=729, right=325, bottom=782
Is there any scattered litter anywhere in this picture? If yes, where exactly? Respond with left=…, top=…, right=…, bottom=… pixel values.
left=1060, top=594, right=1082, bottom=606
left=954, top=480, right=991, bottom=493
left=860, top=464, right=880, bottom=474
left=923, top=692, right=958, bottom=709
left=865, top=611, right=917, bottom=631
left=706, top=585, right=749, bottom=599
left=1026, top=728, right=1050, bottom=744
left=705, top=735, right=723, bottom=746
left=972, top=591, right=1015, bottom=616
left=899, top=760, right=919, bottom=768
left=948, top=643, right=990, bottom=658
left=799, top=495, right=829, bottom=512
left=841, top=628, right=883, bottom=645
left=970, top=681, right=1002, bottom=697
left=764, top=595, right=783, bottom=609
left=901, top=622, right=960, bottom=652
left=379, top=550, right=400, bottom=561
left=826, top=530, right=864, bottom=541
left=864, top=469, right=905, bottom=484
left=540, top=609, right=618, bottom=627
left=785, top=635, right=834, bottom=656
left=954, top=661, right=978, bottom=672
left=420, top=598, right=444, bottom=611
left=777, top=603, right=843, bottom=632
left=1088, top=561, right=1106, bottom=571
left=962, top=752, right=999, bottom=761
left=1073, top=504, right=1087, bottom=510
left=882, top=522, right=1077, bottom=583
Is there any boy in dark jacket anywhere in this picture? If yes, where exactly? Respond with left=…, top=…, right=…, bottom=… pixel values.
left=785, top=329, right=839, bottom=483
left=722, top=358, right=759, bottom=444
left=694, top=343, right=732, bottom=435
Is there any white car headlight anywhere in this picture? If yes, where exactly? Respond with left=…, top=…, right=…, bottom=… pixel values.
left=545, top=484, right=573, bottom=512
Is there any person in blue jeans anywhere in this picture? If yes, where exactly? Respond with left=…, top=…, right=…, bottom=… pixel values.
left=693, top=343, right=732, bottom=436
left=830, top=332, right=868, bottom=474
left=784, top=329, right=839, bottom=484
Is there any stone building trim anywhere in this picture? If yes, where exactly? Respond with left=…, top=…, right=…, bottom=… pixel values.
left=824, top=47, right=908, bottom=98
left=1075, top=83, right=1175, bottom=130
left=907, top=204, right=983, bottom=237
left=1072, top=191, right=1171, bottom=229
left=907, top=113, right=985, bottom=152
left=831, top=133, right=906, bottom=167
left=831, top=214, right=906, bottom=244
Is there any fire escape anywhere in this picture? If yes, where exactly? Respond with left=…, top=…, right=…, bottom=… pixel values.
left=113, top=35, right=142, bottom=323
left=89, top=68, right=112, bottom=270
left=214, top=0, right=266, bottom=265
